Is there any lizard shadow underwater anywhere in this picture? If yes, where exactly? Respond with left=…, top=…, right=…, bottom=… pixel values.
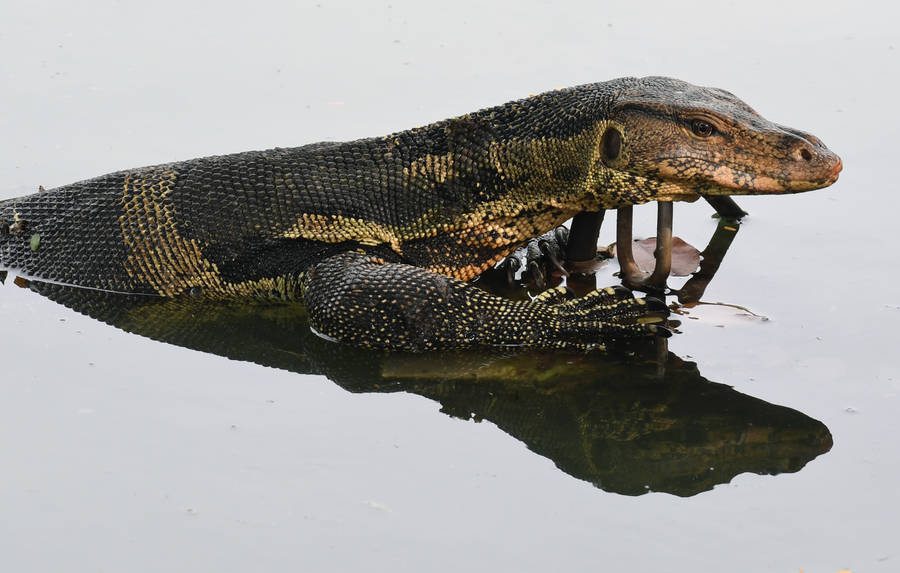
left=17, top=278, right=833, bottom=497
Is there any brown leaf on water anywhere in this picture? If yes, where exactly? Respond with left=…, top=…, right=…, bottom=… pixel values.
left=612, top=237, right=701, bottom=276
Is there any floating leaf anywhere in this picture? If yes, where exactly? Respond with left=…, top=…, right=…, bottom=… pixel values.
left=612, top=236, right=701, bottom=276
left=30, top=233, right=41, bottom=251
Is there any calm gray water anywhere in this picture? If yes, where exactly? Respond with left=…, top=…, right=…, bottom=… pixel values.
left=2, top=1, right=898, bottom=571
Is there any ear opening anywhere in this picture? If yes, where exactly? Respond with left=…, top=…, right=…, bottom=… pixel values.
left=601, top=126, right=622, bottom=163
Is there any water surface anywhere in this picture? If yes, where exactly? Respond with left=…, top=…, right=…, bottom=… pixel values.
left=1, top=1, right=898, bottom=571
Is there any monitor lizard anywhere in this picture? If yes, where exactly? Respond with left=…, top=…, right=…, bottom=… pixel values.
left=0, top=77, right=842, bottom=351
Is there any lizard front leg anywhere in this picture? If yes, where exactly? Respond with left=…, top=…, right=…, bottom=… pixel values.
left=492, top=212, right=609, bottom=293
left=302, top=251, right=668, bottom=351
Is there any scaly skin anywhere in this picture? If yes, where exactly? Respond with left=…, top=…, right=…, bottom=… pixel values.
left=0, top=77, right=842, bottom=350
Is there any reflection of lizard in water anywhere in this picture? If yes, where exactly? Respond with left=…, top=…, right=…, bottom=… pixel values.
left=1, top=77, right=840, bottom=350
left=20, top=280, right=832, bottom=497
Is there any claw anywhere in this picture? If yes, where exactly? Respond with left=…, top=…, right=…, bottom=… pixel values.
left=538, top=239, right=569, bottom=277
left=526, top=261, right=546, bottom=291
left=565, top=211, right=604, bottom=263
left=646, top=202, right=673, bottom=289
left=647, top=324, right=673, bottom=338
left=502, top=255, right=521, bottom=285
left=616, top=206, right=642, bottom=285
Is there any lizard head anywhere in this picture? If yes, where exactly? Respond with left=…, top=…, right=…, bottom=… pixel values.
left=598, top=77, right=842, bottom=201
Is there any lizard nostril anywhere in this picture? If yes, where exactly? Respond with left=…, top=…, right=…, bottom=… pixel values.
left=800, top=148, right=813, bottom=162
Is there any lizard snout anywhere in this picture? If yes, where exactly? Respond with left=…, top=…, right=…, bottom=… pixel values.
left=778, top=124, right=842, bottom=186
left=790, top=138, right=842, bottom=186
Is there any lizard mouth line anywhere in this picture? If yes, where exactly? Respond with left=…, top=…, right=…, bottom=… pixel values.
left=657, top=156, right=842, bottom=194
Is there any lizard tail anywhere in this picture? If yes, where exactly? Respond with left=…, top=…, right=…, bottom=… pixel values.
left=0, top=178, right=150, bottom=293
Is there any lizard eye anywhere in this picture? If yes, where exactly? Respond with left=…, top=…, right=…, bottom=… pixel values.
left=691, top=119, right=715, bottom=138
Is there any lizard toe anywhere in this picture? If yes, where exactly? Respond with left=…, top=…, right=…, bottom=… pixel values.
left=526, top=260, right=548, bottom=291
left=522, top=226, right=570, bottom=290
left=555, top=286, right=672, bottom=328
left=500, top=255, right=521, bottom=286
left=532, top=285, right=573, bottom=306
left=641, top=296, right=669, bottom=312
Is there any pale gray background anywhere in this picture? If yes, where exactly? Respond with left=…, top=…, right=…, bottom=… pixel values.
left=1, top=1, right=898, bottom=571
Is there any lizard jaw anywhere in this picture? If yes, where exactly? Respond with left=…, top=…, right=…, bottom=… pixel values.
left=656, top=151, right=843, bottom=196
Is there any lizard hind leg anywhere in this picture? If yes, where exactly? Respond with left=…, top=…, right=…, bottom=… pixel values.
left=302, top=251, right=669, bottom=352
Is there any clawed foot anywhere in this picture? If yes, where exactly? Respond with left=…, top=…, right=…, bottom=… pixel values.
left=497, top=226, right=570, bottom=291
left=534, top=284, right=672, bottom=350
